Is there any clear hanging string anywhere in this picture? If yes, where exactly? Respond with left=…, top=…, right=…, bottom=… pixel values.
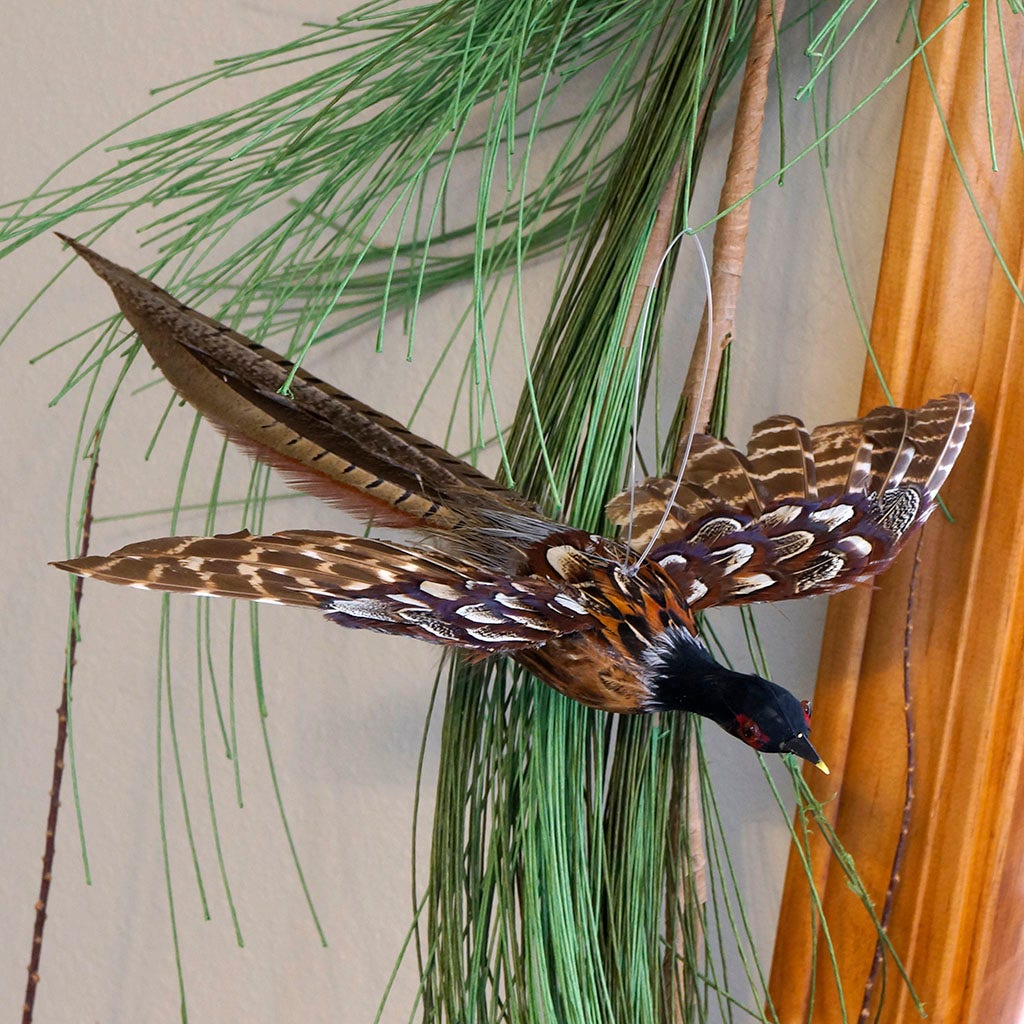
left=623, top=229, right=714, bottom=571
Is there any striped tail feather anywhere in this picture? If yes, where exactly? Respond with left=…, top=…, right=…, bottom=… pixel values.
left=59, top=236, right=531, bottom=531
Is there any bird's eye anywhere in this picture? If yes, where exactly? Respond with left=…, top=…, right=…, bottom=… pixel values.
left=800, top=700, right=812, bottom=723
left=734, top=714, right=766, bottom=748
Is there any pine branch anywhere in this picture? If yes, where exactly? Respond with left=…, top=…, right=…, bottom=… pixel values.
left=676, top=0, right=788, bottom=464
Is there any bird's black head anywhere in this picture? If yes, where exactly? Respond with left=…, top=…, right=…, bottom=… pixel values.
left=644, top=626, right=828, bottom=773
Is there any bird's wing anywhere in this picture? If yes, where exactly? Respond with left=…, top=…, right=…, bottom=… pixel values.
left=59, top=236, right=534, bottom=533
left=54, top=530, right=595, bottom=652
left=607, top=394, right=974, bottom=606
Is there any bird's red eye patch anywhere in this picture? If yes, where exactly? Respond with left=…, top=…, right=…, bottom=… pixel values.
left=800, top=700, right=812, bottom=727
left=735, top=714, right=767, bottom=749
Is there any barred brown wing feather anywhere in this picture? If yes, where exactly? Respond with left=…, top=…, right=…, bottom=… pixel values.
left=860, top=405, right=914, bottom=493
left=608, top=395, right=973, bottom=563
left=636, top=395, right=973, bottom=606
left=59, top=236, right=532, bottom=531
left=53, top=530, right=593, bottom=652
left=810, top=394, right=974, bottom=502
left=605, top=435, right=765, bottom=549
left=683, top=435, right=766, bottom=514
left=605, top=477, right=720, bottom=548
left=609, top=415, right=849, bottom=550
left=902, top=393, right=974, bottom=499
left=746, top=415, right=817, bottom=501
left=810, top=421, right=873, bottom=497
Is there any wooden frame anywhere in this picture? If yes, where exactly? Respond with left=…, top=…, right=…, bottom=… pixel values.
left=769, top=3, right=1024, bottom=1021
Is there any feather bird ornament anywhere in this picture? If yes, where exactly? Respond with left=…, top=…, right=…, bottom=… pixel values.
left=53, top=237, right=974, bottom=771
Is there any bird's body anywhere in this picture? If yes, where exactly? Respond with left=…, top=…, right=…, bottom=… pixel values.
left=54, top=237, right=974, bottom=769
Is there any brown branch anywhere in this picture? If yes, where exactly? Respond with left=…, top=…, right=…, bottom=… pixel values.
left=675, top=0, right=786, bottom=469
left=22, top=442, right=101, bottom=1024
left=622, top=19, right=733, bottom=351
left=623, top=159, right=685, bottom=347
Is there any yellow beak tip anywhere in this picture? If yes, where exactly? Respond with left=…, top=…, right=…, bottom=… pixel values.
left=814, top=759, right=830, bottom=776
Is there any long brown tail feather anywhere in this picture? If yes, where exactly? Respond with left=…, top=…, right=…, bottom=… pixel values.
left=59, top=235, right=531, bottom=530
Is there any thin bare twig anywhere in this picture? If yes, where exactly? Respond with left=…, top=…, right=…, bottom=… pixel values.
left=858, top=535, right=922, bottom=1023
left=22, top=442, right=101, bottom=1024
left=675, top=0, right=787, bottom=468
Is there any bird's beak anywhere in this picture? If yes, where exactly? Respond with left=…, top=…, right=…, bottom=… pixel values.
left=783, top=733, right=829, bottom=775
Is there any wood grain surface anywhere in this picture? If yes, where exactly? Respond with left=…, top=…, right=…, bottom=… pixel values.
left=768, top=3, right=1024, bottom=1022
